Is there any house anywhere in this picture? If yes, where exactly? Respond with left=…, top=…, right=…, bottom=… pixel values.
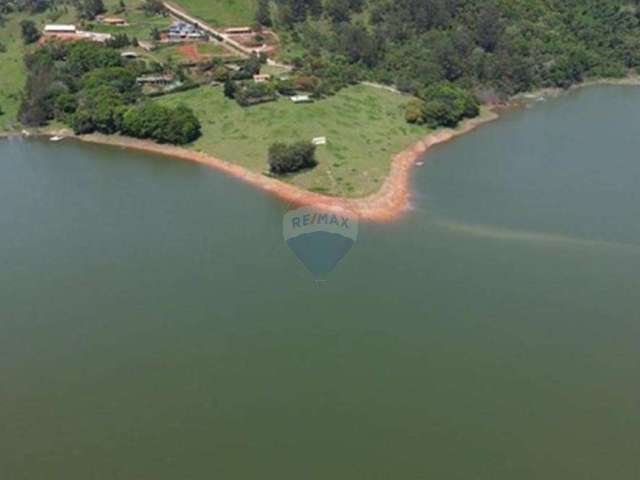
left=42, top=24, right=112, bottom=43
left=44, top=24, right=77, bottom=34
left=168, top=21, right=203, bottom=40
left=312, top=136, right=327, bottom=146
left=253, top=74, right=271, bottom=83
left=224, top=27, right=252, bottom=35
left=290, top=95, right=312, bottom=103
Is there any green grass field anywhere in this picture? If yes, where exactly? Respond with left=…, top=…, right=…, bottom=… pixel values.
left=158, top=84, right=430, bottom=197
left=170, top=0, right=257, bottom=27
left=0, top=16, right=28, bottom=130
left=89, top=0, right=172, bottom=40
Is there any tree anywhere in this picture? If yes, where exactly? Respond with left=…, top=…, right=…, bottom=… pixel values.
left=405, top=99, right=426, bottom=124
left=268, top=141, right=317, bottom=174
left=143, top=0, right=165, bottom=15
left=255, top=0, right=271, bottom=27
left=475, top=1, right=502, bottom=52
left=326, top=0, right=351, bottom=23
left=223, top=78, right=236, bottom=98
left=79, top=0, right=106, bottom=20
left=20, top=20, right=40, bottom=44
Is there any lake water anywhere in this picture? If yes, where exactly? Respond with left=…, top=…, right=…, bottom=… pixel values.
left=1, top=86, right=639, bottom=479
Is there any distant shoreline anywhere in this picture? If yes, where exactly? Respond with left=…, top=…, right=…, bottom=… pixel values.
left=3, top=78, right=640, bottom=222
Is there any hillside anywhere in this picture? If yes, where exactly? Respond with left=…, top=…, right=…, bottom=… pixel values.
left=251, top=0, right=640, bottom=98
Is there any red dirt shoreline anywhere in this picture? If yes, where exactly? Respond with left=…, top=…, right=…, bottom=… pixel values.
left=73, top=111, right=499, bottom=223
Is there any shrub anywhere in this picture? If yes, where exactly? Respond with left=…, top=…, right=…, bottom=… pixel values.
left=275, top=78, right=296, bottom=95
left=405, top=99, right=426, bottom=124
left=223, top=78, right=236, bottom=98
left=294, top=75, right=320, bottom=92
left=20, top=20, right=41, bottom=44
left=268, top=141, right=317, bottom=174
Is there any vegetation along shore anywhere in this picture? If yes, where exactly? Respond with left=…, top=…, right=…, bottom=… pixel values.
left=3, top=0, right=640, bottom=220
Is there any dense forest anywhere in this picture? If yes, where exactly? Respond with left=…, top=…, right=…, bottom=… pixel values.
left=266, top=0, right=640, bottom=101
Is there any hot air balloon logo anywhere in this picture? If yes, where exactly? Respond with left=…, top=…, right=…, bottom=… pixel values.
left=283, top=207, right=359, bottom=279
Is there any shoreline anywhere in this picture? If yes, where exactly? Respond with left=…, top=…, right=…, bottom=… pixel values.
left=72, top=110, right=498, bottom=223
left=3, top=77, right=640, bottom=222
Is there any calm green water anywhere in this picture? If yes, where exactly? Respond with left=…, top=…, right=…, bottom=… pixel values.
left=1, top=86, right=639, bottom=479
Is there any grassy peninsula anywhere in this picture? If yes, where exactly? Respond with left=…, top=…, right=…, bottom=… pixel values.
left=158, top=84, right=430, bottom=197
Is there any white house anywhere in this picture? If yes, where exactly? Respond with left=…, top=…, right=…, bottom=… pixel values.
left=44, top=24, right=77, bottom=34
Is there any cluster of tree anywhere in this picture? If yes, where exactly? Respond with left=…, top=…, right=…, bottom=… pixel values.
left=230, top=53, right=263, bottom=80
left=406, top=83, right=479, bottom=128
left=142, top=0, right=165, bottom=16
left=270, top=0, right=640, bottom=104
left=224, top=79, right=277, bottom=106
left=1, top=0, right=51, bottom=15
left=268, top=140, right=317, bottom=174
left=77, top=0, right=105, bottom=20
left=18, top=40, right=201, bottom=145
left=291, top=54, right=361, bottom=97
left=121, top=102, right=201, bottom=144
left=105, top=33, right=137, bottom=49
left=268, top=0, right=364, bottom=27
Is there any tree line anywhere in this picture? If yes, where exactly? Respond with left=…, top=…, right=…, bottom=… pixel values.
left=19, top=40, right=201, bottom=144
left=255, top=0, right=640, bottom=125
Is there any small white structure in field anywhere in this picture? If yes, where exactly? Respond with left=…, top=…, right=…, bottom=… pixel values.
left=290, top=95, right=311, bottom=103
left=312, top=136, right=327, bottom=146
left=44, top=24, right=77, bottom=34
left=253, top=74, right=271, bottom=83
left=121, top=51, right=139, bottom=59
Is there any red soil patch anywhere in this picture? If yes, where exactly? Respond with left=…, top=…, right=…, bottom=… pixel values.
left=176, top=43, right=200, bottom=61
